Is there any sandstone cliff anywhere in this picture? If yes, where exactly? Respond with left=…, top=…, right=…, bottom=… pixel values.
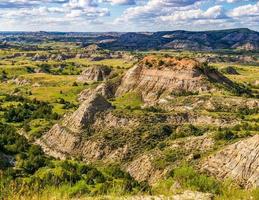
left=37, top=94, right=113, bottom=159
left=202, top=135, right=259, bottom=188
left=116, top=56, right=234, bottom=102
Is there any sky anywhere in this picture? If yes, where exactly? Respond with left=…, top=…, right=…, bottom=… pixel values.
left=0, top=0, right=258, bottom=32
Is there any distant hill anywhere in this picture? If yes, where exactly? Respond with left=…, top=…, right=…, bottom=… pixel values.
left=0, top=28, right=258, bottom=51
left=99, top=28, right=259, bottom=51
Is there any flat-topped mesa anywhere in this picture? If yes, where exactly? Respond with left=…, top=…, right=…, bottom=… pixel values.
left=77, top=65, right=112, bottom=83
left=116, top=56, right=234, bottom=102
left=202, top=135, right=259, bottom=189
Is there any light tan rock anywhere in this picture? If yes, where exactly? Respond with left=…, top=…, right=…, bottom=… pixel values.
left=126, top=154, right=167, bottom=185
left=116, top=56, right=234, bottom=102
left=202, top=135, right=259, bottom=188
left=62, top=93, right=112, bottom=132
left=37, top=94, right=113, bottom=159
left=78, top=82, right=116, bottom=102
left=78, top=65, right=112, bottom=83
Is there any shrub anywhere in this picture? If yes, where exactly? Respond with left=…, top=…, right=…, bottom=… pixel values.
left=171, top=124, right=205, bottom=139
left=67, top=181, right=90, bottom=197
left=72, top=82, right=78, bottom=86
left=172, top=166, right=221, bottom=194
left=214, top=130, right=236, bottom=141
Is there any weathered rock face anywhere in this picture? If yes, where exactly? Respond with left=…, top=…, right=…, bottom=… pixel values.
left=62, top=94, right=112, bottom=132
left=32, top=53, right=48, bottom=61
left=233, top=42, right=259, bottom=51
left=126, top=153, right=167, bottom=185
left=77, top=65, right=112, bottom=83
left=116, top=56, right=233, bottom=102
left=163, top=39, right=212, bottom=51
left=78, top=81, right=118, bottom=102
left=84, top=44, right=102, bottom=53
left=37, top=94, right=113, bottom=159
left=202, top=135, right=259, bottom=188
left=126, top=134, right=214, bottom=185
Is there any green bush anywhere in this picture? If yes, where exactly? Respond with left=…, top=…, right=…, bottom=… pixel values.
left=67, top=181, right=90, bottom=197
left=172, top=166, right=221, bottom=194
left=214, top=130, right=236, bottom=141
left=171, top=124, right=205, bottom=139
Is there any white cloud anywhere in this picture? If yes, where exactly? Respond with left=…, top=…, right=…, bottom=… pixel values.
left=229, top=2, right=259, bottom=17
left=0, top=0, right=258, bottom=31
left=160, top=6, right=226, bottom=22
left=64, top=0, right=98, bottom=8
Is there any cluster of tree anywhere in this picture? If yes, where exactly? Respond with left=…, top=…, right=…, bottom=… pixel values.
left=1, top=95, right=59, bottom=138
left=57, top=98, right=76, bottom=109
left=4, top=101, right=59, bottom=123
left=37, top=63, right=81, bottom=75
left=0, top=123, right=48, bottom=173
left=0, top=70, right=8, bottom=81
left=214, top=123, right=258, bottom=142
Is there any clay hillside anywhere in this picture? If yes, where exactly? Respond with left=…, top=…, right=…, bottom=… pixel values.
left=38, top=55, right=259, bottom=188
left=116, top=56, right=236, bottom=102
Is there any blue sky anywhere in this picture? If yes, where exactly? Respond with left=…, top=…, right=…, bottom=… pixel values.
left=0, top=0, right=258, bottom=32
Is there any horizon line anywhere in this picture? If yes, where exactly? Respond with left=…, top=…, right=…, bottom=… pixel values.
left=0, top=28, right=257, bottom=34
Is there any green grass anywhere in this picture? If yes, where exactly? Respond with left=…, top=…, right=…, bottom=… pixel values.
left=212, top=63, right=259, bottom=86
left=112, top=92, right=143, bottom=109
left=66, top=58, right=134, bottom=69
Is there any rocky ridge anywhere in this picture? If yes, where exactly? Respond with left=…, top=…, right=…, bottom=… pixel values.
left=202, top=135, right=259, bottom=188
left=116, top=56, right=235, bottom=102
left=37, top=94, right=113, bottom=159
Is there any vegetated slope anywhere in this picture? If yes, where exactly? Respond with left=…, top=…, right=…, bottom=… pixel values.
left=99, top=28, right=259, bottom=51
left=37, top=55, right=258, bottom=188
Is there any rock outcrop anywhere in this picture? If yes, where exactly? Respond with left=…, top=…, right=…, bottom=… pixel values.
left=78, top=82, right=118, bottom=102
left=202, top=135, right=259, bottom=188
left=126, top=134, right=214, bottom=185
left=116, top=56, right=234, bottom=102
left=77, top=65, right=112, bottom=83
left=37, top=94, right=113, bottom=159
left=233, top=42, right=259, bottom=51
left=126, top=153, right=167, bottom=184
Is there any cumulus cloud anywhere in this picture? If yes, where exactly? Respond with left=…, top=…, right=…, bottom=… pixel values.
left=0, top=0, right=258, bottom=31
left=114, top=0, right=207, bottom=23
left=229, top=2, right=259, bottom=17
left=160, top=6, right=226, bottom=22
left=0, top=0, right=68, bottom=8
left=102, top=0, right=136, bottom=5
left=64, top=0, right=98, bottom=8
